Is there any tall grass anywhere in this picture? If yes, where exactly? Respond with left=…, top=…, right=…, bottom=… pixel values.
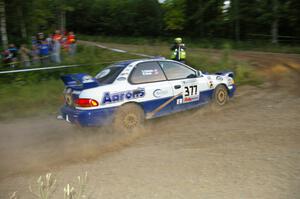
left=0, top=45, right=138, bottom=120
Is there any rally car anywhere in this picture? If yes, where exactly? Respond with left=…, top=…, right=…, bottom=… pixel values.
left=58, top=58, right=235, bottom=132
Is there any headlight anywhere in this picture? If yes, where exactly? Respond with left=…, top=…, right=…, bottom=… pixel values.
left=228, top=78, right=235, bottom=85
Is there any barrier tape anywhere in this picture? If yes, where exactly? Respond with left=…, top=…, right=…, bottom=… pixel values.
left=82, top=40, right=154, bottom=58
left=0, top=64, right=81, bottom=74
left=0, top=61, right=116, bottom=74
left=2, top=55, right=51, bottom=67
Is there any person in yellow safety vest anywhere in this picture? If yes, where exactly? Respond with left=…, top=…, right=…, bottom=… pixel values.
left=170, top=37, right=186, bottom=63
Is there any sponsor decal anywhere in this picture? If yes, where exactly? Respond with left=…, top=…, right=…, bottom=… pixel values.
left=153, top=89, right=168, bottom=98
left=183, top=85, right=199, bottom=103
left=176, top=98, right=183, bottom=104
left=183, top=96, right=198, bottom=103
left=102, top=88, right=145, bottom=104
left=141, top=69, right=159, bottom=76
left=182, top=79, right=197, bottom=84
left=209, top=81, right=214, bottom=88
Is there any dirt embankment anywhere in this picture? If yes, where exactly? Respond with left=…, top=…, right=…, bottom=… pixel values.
left=0, top=48, right=300, bottom=198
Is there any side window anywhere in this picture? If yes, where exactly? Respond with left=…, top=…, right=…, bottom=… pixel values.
left=130, top=62, right=166, bottom=84
left=159, top=61, right=197, bottom=80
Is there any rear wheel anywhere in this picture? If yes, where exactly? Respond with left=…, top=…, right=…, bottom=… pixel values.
left=113, top=103, right=145, bottom=133
left=212, top=85, right=229, bottom=107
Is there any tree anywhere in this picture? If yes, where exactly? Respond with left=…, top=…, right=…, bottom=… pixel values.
left=0, top=0, right=8, bottom=49
left=185, top=0, right=224, bottom=37
left=162, top=0, right=186, bottom=33
left=271, top=0, right=279, bottom=43
left=232, top=0, right=240, bottom=41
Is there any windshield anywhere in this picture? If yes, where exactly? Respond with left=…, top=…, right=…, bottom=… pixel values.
left=95, top=66, right=124, bottom=84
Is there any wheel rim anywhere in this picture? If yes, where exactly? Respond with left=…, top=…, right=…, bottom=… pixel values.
left=123, top=113, right=138, bottom=129
left=217, top=89, right=226, bottom=104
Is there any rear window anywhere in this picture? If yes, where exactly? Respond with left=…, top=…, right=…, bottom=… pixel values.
left=130, top=61, right=166, bottom=84
left=95, top=66, right=124, bottom=84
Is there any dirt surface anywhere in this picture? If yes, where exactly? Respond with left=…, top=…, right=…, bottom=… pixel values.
left=0, top=47, right=300, bottom=198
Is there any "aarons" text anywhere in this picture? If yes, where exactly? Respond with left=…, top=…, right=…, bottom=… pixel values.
left=102, top=88, right=145, bottom=104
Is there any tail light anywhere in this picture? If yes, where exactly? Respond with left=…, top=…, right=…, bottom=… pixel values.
left=75, top=98, right=99, bottom=107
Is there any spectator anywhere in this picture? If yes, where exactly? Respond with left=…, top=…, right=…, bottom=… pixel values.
left=46, top=34, right=53, bottom=45
left=67, top=31, right=76, bottom=56
left=31, top=36, right=38, bottom=46
left=38, top=40, right=50, bottom=66
left=8, top=44, right=18, bottom=67
left=52, top=30, right=62, bottom=41
left=51, top=39, right=61, bottom=64
left=37, top=32, right=45, bottom=44
left=31, top=45, right=40, bottom=66
left=2, top=50, right=11, bottom=66
left=19, top=44, right=31, bottom=67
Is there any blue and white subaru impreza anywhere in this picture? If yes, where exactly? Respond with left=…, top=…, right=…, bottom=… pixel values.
left=59, top=58, right=235, bottom=131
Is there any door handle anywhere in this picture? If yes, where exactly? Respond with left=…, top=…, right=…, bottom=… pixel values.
left=174, top=85, right=181, bottom=89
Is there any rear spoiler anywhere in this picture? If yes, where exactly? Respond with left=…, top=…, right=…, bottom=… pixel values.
left=61, top=73, right=100, bottom=90
left=215, top=71, right=234, bottom=78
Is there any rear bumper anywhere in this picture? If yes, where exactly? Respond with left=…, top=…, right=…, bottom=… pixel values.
left=60, top=105, right=116, bottom=127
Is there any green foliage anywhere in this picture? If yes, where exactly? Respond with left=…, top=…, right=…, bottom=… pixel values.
left=3, top=0, right=300, bottom=45
left=67, top=0, right=163, bottom=36
left=162, top=0, right=186, bottom=31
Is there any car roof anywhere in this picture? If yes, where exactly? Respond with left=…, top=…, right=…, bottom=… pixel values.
left=113, top=57, right=166, bottom=68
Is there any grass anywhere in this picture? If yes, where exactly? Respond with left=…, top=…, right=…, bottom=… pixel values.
left=0, top=45, right=138, bottom=120
left=0, top=41, right=261, bottom=121
left=80, top=35, right=300, bottom=54
left=85, top=39, right=262, bottom=85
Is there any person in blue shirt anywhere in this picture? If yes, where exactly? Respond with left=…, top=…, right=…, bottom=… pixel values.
left=6, top=44, right=18, bottom=68
left=38, top=40, right=50, bottom=66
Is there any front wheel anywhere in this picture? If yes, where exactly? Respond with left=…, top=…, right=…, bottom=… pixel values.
left=113, top=103, right=145, bottom=134
left=212, top=85, right=229, bottom=107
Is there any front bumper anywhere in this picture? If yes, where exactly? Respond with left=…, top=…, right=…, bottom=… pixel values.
left=60, top=105, right=116, bottom=127
left=228, top=84, right=236, bottom=98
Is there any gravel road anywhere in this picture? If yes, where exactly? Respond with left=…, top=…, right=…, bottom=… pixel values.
left=0, top=48, right=299, bottom=199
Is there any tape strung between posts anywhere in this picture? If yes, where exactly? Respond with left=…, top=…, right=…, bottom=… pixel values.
left=0, top=64, right=81, bottom=74
left=83, top=40, right=154, bottom=58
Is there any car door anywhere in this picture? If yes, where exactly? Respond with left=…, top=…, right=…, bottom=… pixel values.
left=128, top=61, right=174, bottom=118
left=158, top=61, right=210, bottom=112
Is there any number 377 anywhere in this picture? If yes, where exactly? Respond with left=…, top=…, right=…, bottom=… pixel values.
left=184, top=85, right=198, bottom=96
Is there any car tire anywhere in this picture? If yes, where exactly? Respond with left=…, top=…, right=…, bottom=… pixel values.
left=212, top=84, right=229, bottom=107
left=113, top=103, right=145, bottom=134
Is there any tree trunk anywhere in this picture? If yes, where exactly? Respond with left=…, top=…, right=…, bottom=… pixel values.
left=18, top=6, right=27, bottom=39
left=233, top=0, right=240, bottom=41
left=60, top=10, right=66, bottom=33
left=271, top=0, right=279, bottom=44
left=0, top=0, right=8, bottom=49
